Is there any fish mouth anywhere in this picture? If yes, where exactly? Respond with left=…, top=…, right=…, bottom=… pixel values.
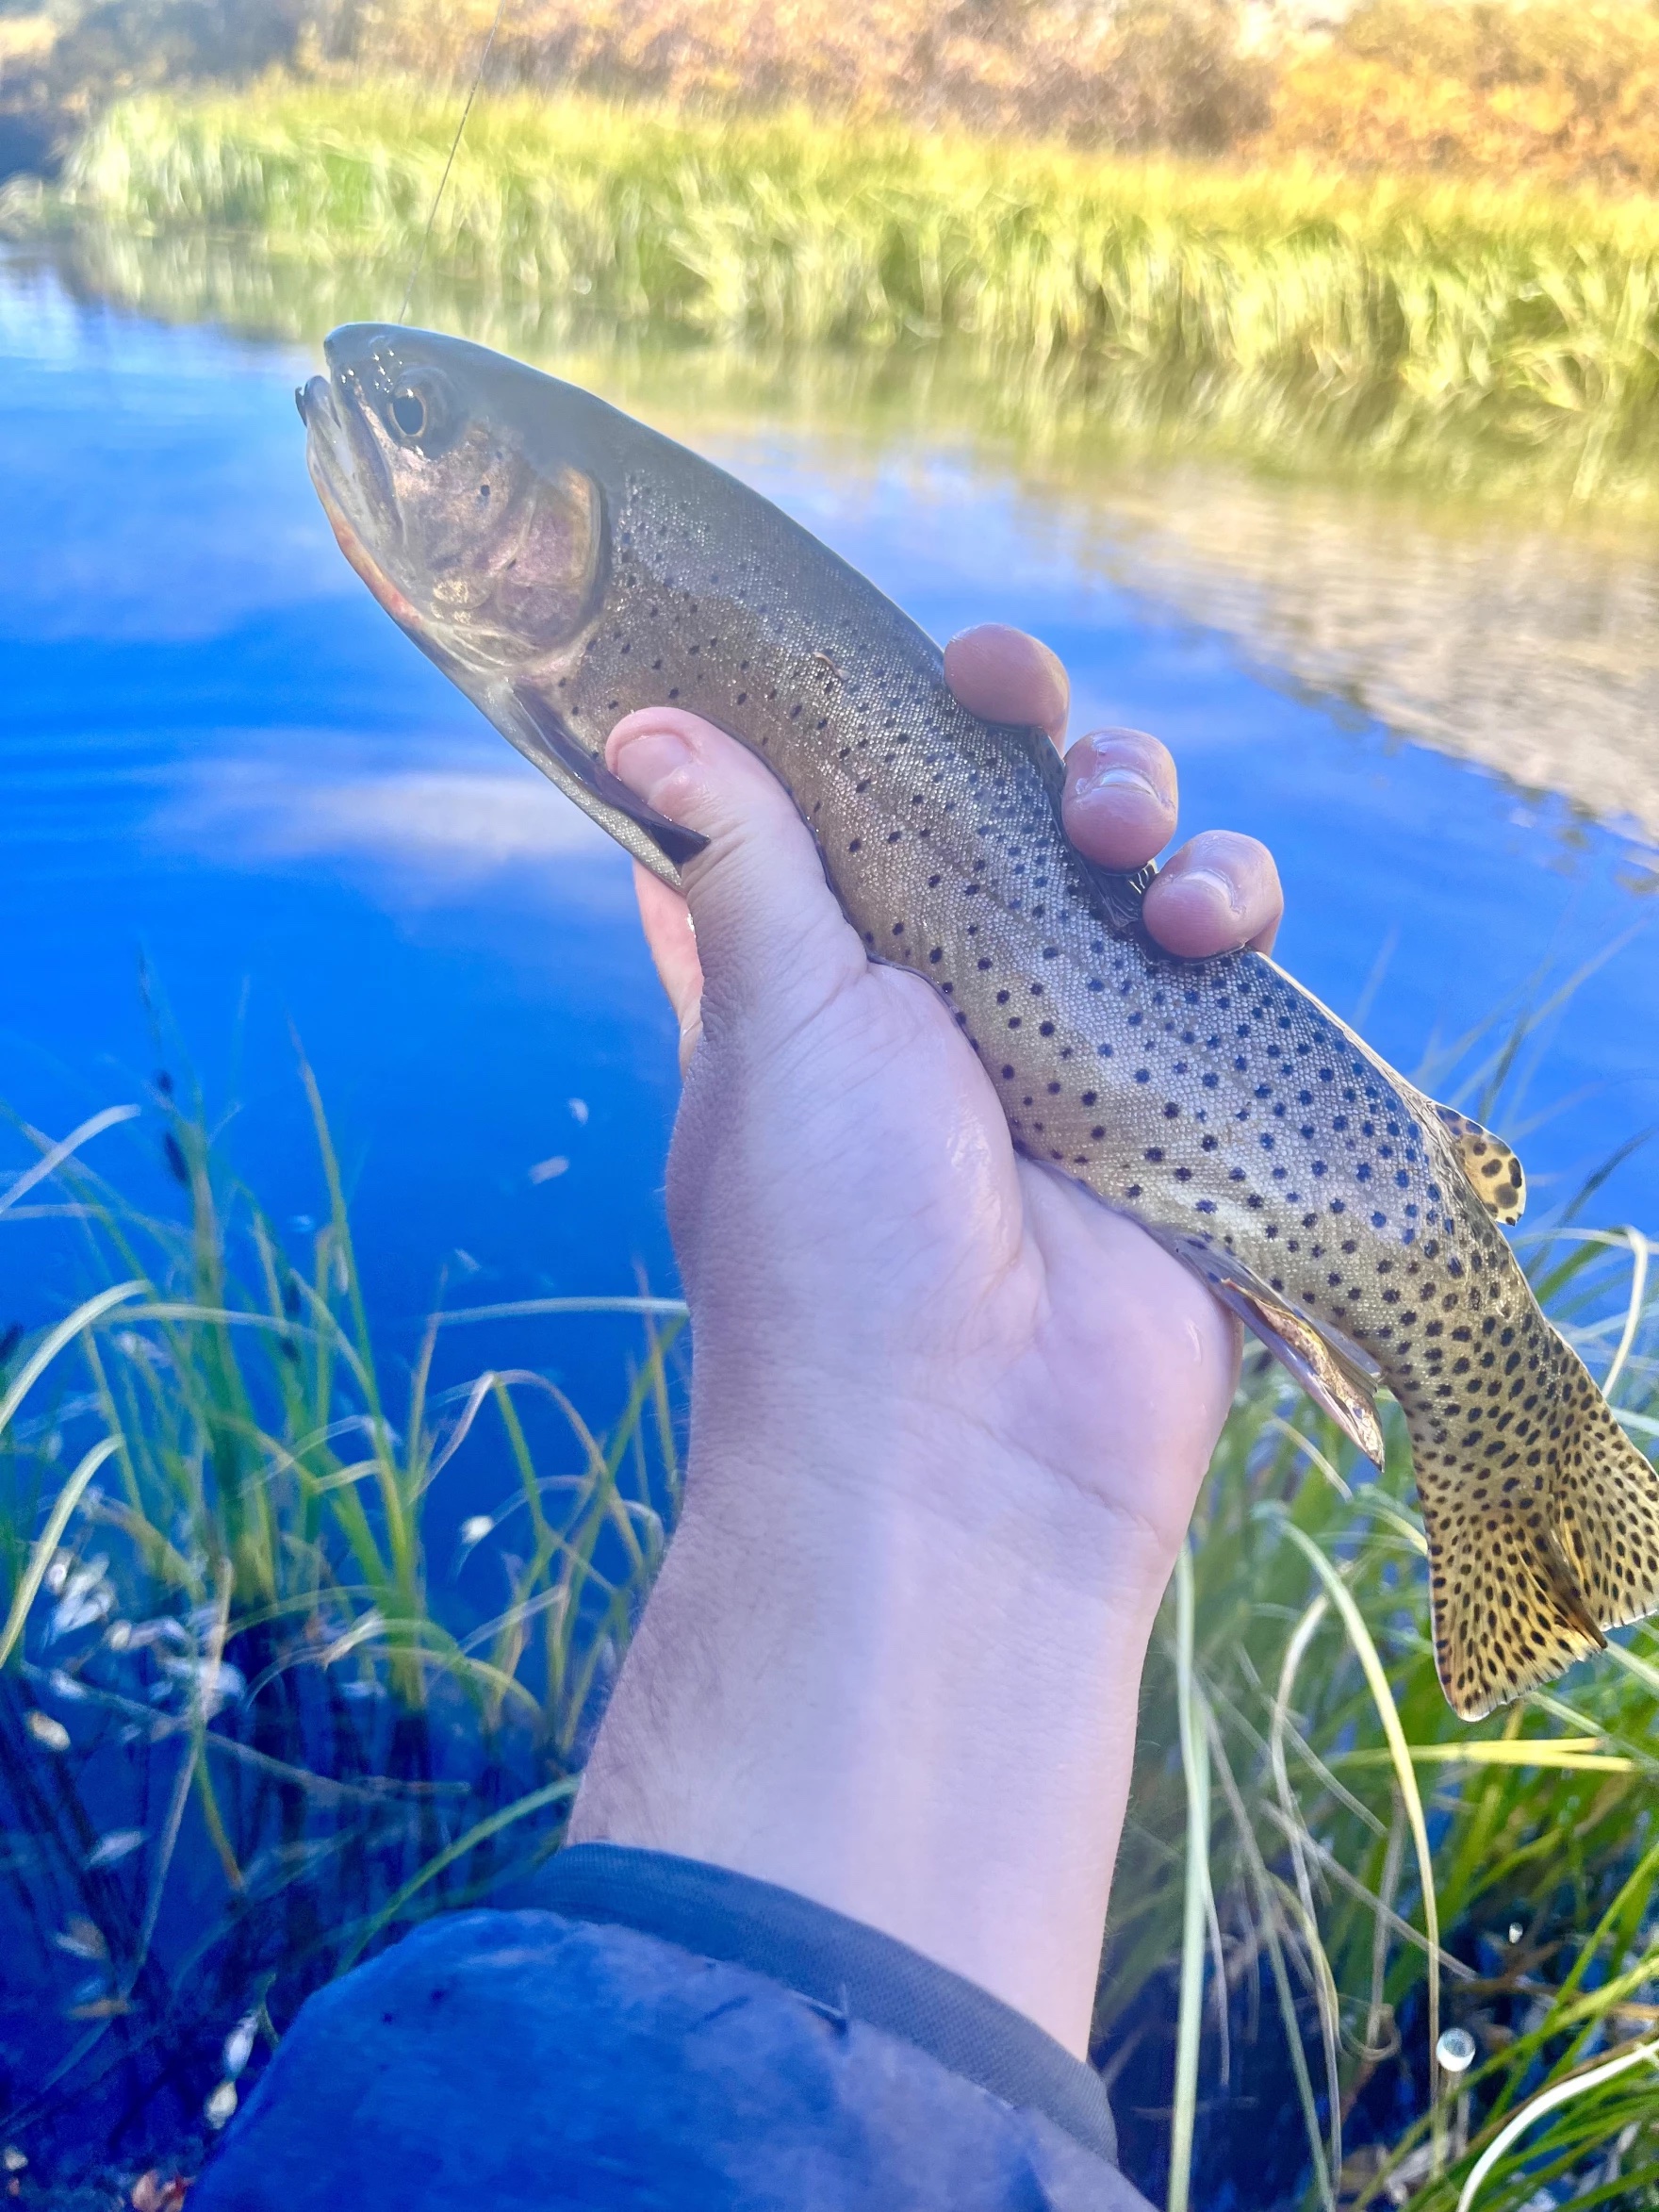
left=298, top=365, right=423, bottom=634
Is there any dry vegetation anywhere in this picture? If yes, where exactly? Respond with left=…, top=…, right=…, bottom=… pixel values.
left=18, top=0, right=1659, bottom=190
left=331, top=0, right=1272, bottom=151
left=325, top=0, right=1659, bottom=190
left=1261, top=0, right=1659, bottom=190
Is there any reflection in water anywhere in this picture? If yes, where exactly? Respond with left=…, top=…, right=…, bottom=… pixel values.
left=1065, top=468, right=1659, bottom=850
left=31, top=225, right=1659, bottom=848
left=31, top=204, right=1659, bottom=512
left=164, top=761, right=617, bottom=885
left=3, top=232, right=1657, bottom=1327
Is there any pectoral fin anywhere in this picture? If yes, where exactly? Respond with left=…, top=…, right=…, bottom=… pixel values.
left=498, top=679, right=709, bottom=888
left=1426, top=1100, right=1527, bottom=1224
left=1159, top=1236, right=1386, bottom=1465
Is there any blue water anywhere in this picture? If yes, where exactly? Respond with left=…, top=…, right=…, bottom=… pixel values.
left=5, top=251, right=1658, bottom=1471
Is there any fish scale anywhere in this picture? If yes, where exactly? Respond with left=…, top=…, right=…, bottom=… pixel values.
left=301, top=321, right=1659, bottom=1720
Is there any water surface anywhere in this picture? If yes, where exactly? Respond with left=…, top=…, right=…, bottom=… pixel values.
left=5, top=245, right=1658, bottom=1467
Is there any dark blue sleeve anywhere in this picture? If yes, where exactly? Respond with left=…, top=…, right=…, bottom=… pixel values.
left=190, top=1845, right=1153, bottom=2212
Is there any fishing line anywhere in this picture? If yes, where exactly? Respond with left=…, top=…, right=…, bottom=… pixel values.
left=396, top=0, right=511, bottom=324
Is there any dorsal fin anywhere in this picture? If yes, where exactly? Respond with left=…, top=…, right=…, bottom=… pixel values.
left=1430, top=1103, right=1527, bottom=1224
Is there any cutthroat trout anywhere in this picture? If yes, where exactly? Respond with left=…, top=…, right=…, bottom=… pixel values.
left=300, top=322, right=1659, bottom=1720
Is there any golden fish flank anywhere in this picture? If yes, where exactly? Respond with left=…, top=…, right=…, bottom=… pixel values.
left=301, top=322, right=1659, bottom=1723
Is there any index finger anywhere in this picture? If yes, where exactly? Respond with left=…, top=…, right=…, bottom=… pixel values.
left=943, top=624, right=1069, bottom=743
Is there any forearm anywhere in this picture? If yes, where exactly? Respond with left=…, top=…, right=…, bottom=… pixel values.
left=567, top=1411, right=1168, bottom=2056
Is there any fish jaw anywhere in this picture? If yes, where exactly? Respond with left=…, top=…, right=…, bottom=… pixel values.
left=299, top=355, right=515, bottom=687
left=299, top=371, right=424, bottom=633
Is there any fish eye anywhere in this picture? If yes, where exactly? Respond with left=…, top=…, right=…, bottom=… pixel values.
left=382, top=369, right=454, bottom=449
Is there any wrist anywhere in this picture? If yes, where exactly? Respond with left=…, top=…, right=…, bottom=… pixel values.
left=570, top=1415, right=1172, bottom=2052
left=684, top=1365, right=1188, bottom=1623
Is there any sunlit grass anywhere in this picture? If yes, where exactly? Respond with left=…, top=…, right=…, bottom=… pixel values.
left=15, top=81, right=1659, bottom=506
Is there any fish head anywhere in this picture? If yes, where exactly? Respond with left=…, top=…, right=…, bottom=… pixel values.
left=298, top=323, right=606, bottom=676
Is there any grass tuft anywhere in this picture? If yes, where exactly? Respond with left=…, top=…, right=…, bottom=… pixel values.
left=0, top=1062, right=683, bottom=2175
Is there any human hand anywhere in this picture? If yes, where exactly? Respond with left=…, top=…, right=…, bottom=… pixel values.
left=609, top=622, right=1283, bottom=1597
left=570, top=622, right=1284, bottom=2048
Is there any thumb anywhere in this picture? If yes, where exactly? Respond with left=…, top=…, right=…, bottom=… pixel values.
left=605, top=709, right=866, bottom=1047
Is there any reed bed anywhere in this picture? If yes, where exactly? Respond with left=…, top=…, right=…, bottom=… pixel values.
left=23, top=82, right=1659, bottom=504
left=2, top=992, right=1658, bottom=2205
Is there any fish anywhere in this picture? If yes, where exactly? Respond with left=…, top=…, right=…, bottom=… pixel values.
left=298, top=322, right=1659, bottom=1722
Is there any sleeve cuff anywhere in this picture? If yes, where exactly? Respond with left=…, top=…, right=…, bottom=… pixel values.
left=534, top=1841, right=1121, bottom=2168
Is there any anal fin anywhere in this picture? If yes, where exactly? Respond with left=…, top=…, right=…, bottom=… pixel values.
left=1217, top=1281, right=1386, bottom=1467
left=1160, top=1237, right=1385, bottom=1466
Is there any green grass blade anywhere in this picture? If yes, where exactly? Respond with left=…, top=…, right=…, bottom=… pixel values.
left=1456, top=2039, right=1659, bottom=2212
left=0, top=1282, right=143, bottom=1441
left=1169, top=1542, right=1211, bottom=2212
left=0, top=1105, right=140, bottom=1220
left=1273, top=1515, right=1448, bottom=2171
left=339, top=1778, right=578, bottom=1972
left=0, top=1434, right=122, bottom=1670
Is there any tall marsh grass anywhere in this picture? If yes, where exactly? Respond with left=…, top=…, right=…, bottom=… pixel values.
left=24, top=83, right=1659, bottom=504
left=0, top=1066, right=683, bottom=2187
left=3, top=1007, right=1658, bottom=2204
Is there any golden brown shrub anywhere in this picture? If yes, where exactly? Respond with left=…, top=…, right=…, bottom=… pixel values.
left=331, top=0, right=1271, bottom=151
left=1256, top=0, right=1659, bottom=190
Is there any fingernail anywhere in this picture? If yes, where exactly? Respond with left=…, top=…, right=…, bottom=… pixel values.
left=1175, top=865, right=1244, bottom=916
left=1077, top=763, right=1165, bottom=806
left=610, top=725, right=692, bottom=804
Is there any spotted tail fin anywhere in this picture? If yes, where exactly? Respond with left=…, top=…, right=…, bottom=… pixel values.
left=1549, top=1359, right=1659, bottom=1639
left=1409, top=1324, right=1659, bottom=1720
